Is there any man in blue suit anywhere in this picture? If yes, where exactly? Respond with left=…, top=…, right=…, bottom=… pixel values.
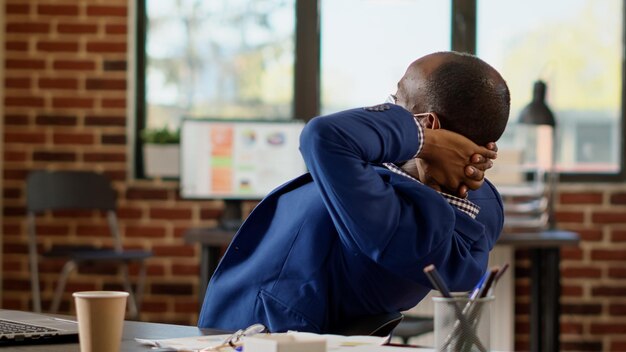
left=199, top=51, right=510, bottom=333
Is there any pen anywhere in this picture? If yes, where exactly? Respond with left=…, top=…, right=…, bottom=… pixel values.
left=458, top=267, right=498, bottom=349
left=476, top=267, right=499, bottom=299
left=444, top=265, right=509, bottom=352
left=424, top=264, right=487, bottom=352
left=495, top=263, right=510, bottom=282
left=487, top=262, right=509, bottom=297
left=459, top=266, right=499, bottom=318
left=468, top=270, right=488, bottom=300
left=459, top=267, right=499, bottom=351
left=423, top=264, right=453, bottom=298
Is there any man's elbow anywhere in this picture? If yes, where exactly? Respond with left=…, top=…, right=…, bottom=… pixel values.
left=299, top=116, right=336, bottom=156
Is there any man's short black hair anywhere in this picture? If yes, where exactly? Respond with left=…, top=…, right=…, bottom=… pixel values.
left=423, top=52, right=511, bottom=146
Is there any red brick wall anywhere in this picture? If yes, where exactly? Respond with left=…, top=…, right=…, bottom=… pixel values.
left=514, top=184, right=626, bottom=351
left=3, top=1, right=626, bottom=350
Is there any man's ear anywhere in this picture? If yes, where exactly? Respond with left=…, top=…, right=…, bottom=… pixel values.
left=423, top=112, right=441, bottom=129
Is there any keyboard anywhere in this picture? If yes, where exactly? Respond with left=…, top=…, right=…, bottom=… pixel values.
left=0, top=319, right=57, bottom=340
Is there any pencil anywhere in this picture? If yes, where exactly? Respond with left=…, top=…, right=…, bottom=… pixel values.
left=424, top=264, right=487, bottom=352
left=487, top=263, right=510, bottom=297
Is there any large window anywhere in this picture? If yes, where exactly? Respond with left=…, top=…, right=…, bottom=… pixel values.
left=477, top=0, right=623, bottom=177
left=137, top=0, right=626, bottom=180
left=144, top=0, right=295, bottom=131
left=320, top=0, right=450, bottom=113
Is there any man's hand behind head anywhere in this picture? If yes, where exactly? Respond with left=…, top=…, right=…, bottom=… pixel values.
left=418, top=128, right=497, bottom=197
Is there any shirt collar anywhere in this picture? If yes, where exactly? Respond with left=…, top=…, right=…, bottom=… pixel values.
left=382, top=162, right=481, bottom=219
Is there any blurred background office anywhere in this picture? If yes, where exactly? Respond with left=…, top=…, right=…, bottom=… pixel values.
left=1, top=0, right=625, bottom=351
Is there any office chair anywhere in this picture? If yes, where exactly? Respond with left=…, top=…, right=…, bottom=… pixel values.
left=26, top=170, right=152, bottom=319
left=392, top=315, right=434, bottom=344
left=330, top=312, right=404, bottom=338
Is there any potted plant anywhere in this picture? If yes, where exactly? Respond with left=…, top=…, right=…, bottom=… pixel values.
left=141, top=127, right=180, bottom=178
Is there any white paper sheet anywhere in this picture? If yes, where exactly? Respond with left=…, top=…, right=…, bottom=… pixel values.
left=135, top=331, right=389, bottom=351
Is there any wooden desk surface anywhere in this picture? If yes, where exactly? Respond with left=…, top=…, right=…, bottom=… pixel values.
left=498, top=229, right=580, bottom=248
left=184, top=227, right=581, bottom=248
left=8, top=319, right=225, bottom=352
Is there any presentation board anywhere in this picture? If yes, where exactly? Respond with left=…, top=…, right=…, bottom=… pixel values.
left=180, top=119, right=307, bottom=199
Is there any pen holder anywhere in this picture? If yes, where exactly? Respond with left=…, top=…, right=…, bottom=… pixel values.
left=433, top=295, right=493, bottom=352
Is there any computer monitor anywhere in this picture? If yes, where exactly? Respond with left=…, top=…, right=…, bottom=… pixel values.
left=180, top=118, right=307, bottom=200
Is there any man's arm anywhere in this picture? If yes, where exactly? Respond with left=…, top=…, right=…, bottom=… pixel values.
left=299, top=106, right=501, bottom=287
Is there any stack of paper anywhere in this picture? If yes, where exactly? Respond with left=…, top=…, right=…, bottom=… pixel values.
left=136, top=331, right=499, bottom=351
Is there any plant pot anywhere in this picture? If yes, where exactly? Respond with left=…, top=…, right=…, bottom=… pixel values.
left=143, top=144, right=180, bottom=178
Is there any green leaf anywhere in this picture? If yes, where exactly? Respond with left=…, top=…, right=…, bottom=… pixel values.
left=141, top=127, right=180, bottom=144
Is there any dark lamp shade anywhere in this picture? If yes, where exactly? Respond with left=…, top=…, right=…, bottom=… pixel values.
left=518, top=80, right=556, bottom=127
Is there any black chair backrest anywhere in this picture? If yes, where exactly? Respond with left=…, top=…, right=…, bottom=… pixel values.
left=26, top=170, right=116, bottom=213
left=330, top=312, right=404, bottom=337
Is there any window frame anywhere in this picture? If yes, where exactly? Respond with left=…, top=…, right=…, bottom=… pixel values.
left=134, top=0, right=147, bottom=178
left=135, top=0, right=626, bottom=182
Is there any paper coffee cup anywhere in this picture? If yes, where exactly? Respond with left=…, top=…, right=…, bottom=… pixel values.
left=73, top=291, right=129, bottom=352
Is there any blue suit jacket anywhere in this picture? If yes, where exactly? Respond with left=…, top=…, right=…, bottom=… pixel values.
left=198, top=104, right=504, bottom=333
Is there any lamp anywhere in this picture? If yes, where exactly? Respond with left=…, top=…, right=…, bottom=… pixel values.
left=519, top=81, right=555, bottom=127
left=518, top=80, right=557, bottom=229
